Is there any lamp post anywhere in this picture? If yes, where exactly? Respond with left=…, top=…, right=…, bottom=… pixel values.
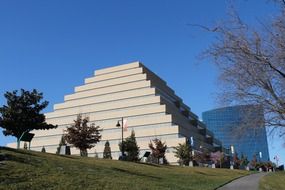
left=189, top=137, right=194, bottom=167
left=116, top=117, right=124, bottom=158
left=259, top=151, right=262, bottom=162
left=230, top=145, right=234, bottom=170
left=259, top=151, right=263, bottom=172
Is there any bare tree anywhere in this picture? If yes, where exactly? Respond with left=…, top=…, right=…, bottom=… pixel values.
left=201, top=2, right=285, bottom=137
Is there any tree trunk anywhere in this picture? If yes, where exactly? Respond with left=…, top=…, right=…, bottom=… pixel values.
left=17, top=138, right=20, bottom=149
left=80, top=149, right=88, bottom=157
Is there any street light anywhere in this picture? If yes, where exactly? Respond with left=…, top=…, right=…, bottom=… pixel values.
left=230, top=145, right=235, bottom=154
left=116, top=117, right=124, bottom=158
left=258, top=152, right=263, bottom=172
left=259, top=151, right=262, bottom=162
left=230, top=145, right=234, bottom=170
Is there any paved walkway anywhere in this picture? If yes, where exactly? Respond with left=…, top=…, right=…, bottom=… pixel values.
left=218, top=172, right=267, bottom=190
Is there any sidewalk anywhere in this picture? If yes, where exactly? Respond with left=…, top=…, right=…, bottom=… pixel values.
left=218, top=172, right=267, bottom=190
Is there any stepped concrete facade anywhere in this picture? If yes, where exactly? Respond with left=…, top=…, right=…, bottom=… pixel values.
left=8, top=62, right=222, bottom=164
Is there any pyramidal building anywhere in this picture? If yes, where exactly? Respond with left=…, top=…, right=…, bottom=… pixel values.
left=8, top=61, right=222, bottom=164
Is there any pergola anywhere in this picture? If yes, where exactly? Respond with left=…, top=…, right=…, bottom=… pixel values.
left=20, top=132, right=35, bottom=150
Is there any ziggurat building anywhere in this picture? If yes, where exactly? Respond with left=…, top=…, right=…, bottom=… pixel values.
left=8, top=62, right=223, bottom=164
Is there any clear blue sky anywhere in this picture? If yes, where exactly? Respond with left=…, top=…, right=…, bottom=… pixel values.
left=0, top=0, right=284, bottom=165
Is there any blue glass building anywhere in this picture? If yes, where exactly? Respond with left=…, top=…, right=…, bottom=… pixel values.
left=202, top=105, right=270, bottom=161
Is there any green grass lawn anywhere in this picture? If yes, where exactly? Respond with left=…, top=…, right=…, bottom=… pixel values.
left=0, top=147, right=248, bottom=190
left=259, top=171, right=285, bottom=190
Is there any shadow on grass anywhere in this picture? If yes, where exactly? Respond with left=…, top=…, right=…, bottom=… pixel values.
left=196, top=171, right=223, bottom=176
left=0, top=147, right=38, bottom=157
left=1, top=146, right=78, bottom=160
left=0, top=174, right=29, bottom=185
left=135, top=162, right=172, bottom=169
left=0, top=148, right=44, bottom=167
left=112, top=167, right=162, bottom=180
left=4, top=154, right=45, bottom=167
left=57, top=155, right=79, bottom=160
left=136, top=162, right=163, bottom=167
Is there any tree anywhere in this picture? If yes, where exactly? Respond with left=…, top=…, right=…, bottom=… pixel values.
left=233, top=153, right=240, bottom=169
left=119, top=130, right=140, bottom=161
left=173, top=142, right=192, bottom=166
left=103, top=141, right=112, bottom=159
left=41, top=146, right=46, bottom=153
left=64, top=115, right=102, bottom=157
left=94, top=150, right=99, bottom=158
left=0, top=89, right=57, bottom=149
left=201, top=1, right=285, bottom=137
left=193, top=147, right=211, bottom=165
left=240, top=153, right=249, bottom=169
left=250, top=154, right=258, bottom=169
left=149, top=138, right=168, bottom=164
left=210, top=151, right=224, bottom=168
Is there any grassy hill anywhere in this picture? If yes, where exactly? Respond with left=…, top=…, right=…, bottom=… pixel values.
left=259, top=171, right=285, bottom=190
left=0, top=147, right=248, bottom=190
